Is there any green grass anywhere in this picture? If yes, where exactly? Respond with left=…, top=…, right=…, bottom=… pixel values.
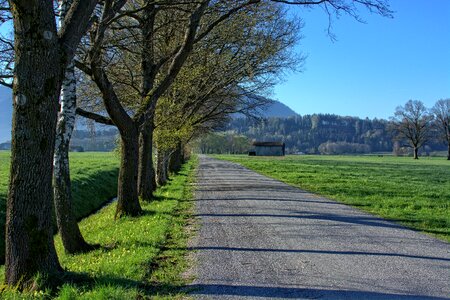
left=0, top=151, right=119, bottom=264
left=215, top=154, right=450, bottom=242
left=0, top=156, right=197, bottom=299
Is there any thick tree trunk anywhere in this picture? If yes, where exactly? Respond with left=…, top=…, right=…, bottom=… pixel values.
left=53, top=0, right=94, bottom=255
left=5, top=0, right=97, bottom=287
left=5, top=2, right=63, bottom=286
left=115, top=127, right=143, bottom=218
left=138, top=124, right=155, bottom=201
left=413, top=146, right=419, bottom=159
left=169, top=141, right=183, bottom=173
left=138, top=5, right=157, bottom=200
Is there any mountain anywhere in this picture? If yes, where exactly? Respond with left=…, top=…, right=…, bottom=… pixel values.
left=0, top=86, right=12, bottom=143
left=259, top=100, right=298, bottom=118
left=233, top=99, right=298, bottom=119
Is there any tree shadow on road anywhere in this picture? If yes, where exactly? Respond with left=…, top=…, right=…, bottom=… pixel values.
left=187, top=246, right=450, bottom=262
left=195, top=211, right=409, bottom=231
left=187, top=284, right=449, bottom=299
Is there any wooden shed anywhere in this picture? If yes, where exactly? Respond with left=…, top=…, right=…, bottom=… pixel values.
left=249, top=141, right=285, bottom=156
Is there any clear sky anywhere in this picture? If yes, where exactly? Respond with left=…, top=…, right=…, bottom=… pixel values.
left=273, top=0, right=450, bottom=119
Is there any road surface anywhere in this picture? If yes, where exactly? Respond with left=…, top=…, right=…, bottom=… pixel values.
left=188, top=156, right=450, bottom=299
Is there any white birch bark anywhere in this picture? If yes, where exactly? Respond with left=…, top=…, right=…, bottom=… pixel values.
left=53, top=0, right=94, bottom=253
left=54, top=0, right=76, bottom=175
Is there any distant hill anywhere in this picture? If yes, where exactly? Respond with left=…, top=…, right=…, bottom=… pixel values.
left=0, top=86, right=12, bottom=143
left=233, top=98, right=298, bottom=119
left=259, top=100, right=298, bottom=118
left=224, top=114, right=446, bottom=154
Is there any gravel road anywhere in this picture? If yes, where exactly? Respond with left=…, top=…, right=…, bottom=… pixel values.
left=187, top=155, right=450, bottom=300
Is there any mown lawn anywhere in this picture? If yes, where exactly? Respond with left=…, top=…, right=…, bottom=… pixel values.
left=215, top=154, right=450, bottom=242
left=0, top=151, right=119, bottom=263
left=0, top=155, right=197, bottom=299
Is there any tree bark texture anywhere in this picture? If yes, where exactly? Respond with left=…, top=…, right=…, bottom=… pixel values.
left=6, top=1, right=62, bottom=286
left=413, top=146, right=419, bottom=159
left=6, top=0, right=97, bottom=286
left=138, top=125, right=155, bottom=201
left=115, top=127, right=143, bottom=218
left=89, top=51, right=143, bottom=218
left=53, top=0, right=93, bottom=255
left=137, top=5, right=157, bottom=201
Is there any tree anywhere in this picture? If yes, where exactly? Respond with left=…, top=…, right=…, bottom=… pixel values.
left=76, top=0, right=286, bottom=210
left=75, top=0, right=392, bottom=215
left=76, top=1, right=210, bottom=217
left=150, top=1, right=299, bottom=183
left=5, top=0, right=97, bottom=287
left=53, top=0, right=97, bottom=254
left=432, top=99, right=450, bottom=160
left=390, top=100, right=433, bottom=159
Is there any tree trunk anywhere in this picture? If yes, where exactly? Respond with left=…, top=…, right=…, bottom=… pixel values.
left=53, top=62, right=95, bottom=253
left=138, top=124, right=155, bottom=201
left=138, top=5, right=157, bottom=199
left=156, top=149, right=169, bottom=186
left=53, top=0, right=94, bottom=255
left=413, top=146, right=419, bottom=159
left=115, top=127, right=143, bottom=218
left=151, top=161, right=157, bottom=191
left=169, top=141, right=183, bottom=173
left=447, top=142, right=450, bottom=160
left=5, top=2, right=63, bottom=286
left=5, top=0, right=97, bottom=287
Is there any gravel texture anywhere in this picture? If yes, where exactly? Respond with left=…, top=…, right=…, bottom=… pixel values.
left=188, top=156, right=450, bottom=300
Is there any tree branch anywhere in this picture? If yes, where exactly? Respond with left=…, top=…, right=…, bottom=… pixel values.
left=76, top=107, right=115, bottom=125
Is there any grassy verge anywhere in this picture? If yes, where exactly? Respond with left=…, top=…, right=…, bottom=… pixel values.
left=215, top=154, right=450, bottom=242
left=0, top=151, right=119, bottom=263
left=0, top=155, right=197, bottom=299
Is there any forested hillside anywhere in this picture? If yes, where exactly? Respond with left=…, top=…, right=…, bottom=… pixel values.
left=197, top=114, right=447, bottom=154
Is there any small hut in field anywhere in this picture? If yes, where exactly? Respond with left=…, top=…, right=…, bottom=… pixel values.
left=249, top=141, right=285, bottom=156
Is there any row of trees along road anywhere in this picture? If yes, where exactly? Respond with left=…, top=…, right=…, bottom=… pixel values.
left=390, top=99, right=450, bottom=160
left=0, top=0, right=392, bottom=289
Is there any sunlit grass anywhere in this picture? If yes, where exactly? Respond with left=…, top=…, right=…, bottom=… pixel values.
left=215, top=154, right=450, bottom=242
left=0, top=156, right=197, bottom=299
left=0, top=151, right=119, bottom=263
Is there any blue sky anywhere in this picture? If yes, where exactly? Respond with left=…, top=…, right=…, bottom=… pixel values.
left=274, top=0, right=450, bottom=119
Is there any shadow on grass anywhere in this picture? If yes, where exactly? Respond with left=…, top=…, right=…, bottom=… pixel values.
left=52, top=269, right=186, bottom=298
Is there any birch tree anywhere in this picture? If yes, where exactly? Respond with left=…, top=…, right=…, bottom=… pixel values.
left=53, top=0, right=98, bottom=255
left=5, top=0, right=97, bottom=287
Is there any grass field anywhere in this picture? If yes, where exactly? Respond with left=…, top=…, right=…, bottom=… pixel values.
left=0, top=155, right=197, bottom=299
left=215, top=154, right=450, bottom=242
left=0, top=151, right=119, bottom=263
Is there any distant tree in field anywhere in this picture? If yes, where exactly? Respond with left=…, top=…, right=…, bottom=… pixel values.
left=431, top=99, right=450, bottom=160
left=390, top=100, right=433, bottom=159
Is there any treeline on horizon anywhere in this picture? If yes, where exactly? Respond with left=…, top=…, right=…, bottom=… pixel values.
left=197, top=113, right=447, bottom=155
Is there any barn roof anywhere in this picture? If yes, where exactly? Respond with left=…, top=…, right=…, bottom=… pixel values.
left=252, top=141, right=285, bottom=147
